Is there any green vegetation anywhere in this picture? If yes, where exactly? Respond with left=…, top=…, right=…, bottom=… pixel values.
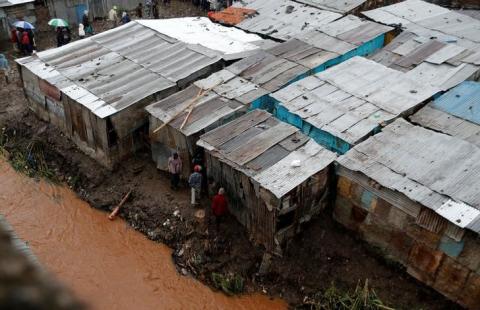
left=302, top=280, right=394, bottom=310
left=0, top=129, right=57, bottom=182
left=211, top=272, right=245, bottom=295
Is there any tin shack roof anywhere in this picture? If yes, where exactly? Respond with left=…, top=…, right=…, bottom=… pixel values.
left=137, top=17, right=263, bottom=60
left=337, top=118, right=480, bottom=234
left=410, top=81, right=480, bottom=147
left=231, top=0, right=342, bottom=41
left=0, top=0, right=33, bottom=7
left=146, top=50, right=310, bottom=136
left=271, top=56, right=439, bottom=146
left=369, top=31, right=480, bottom=91
left=16, top=19, right=261, bottom=119
left=363, top=0, right=480, bottom=50
left=197, top=110, right=336, bottom=198
left=266, top=15, right=392, bottom=69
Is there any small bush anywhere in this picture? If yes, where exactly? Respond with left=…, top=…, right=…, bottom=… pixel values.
left=211, top=272, right=244, bottom=295
left=301, top=280, right=394, bottom=310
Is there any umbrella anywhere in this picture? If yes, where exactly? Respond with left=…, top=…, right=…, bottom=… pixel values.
left=48, top=18, right=69, bottom=27
left=13, top=21, right=35, bottom=30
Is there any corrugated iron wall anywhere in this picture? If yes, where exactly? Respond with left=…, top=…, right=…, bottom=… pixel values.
left=333, top=173, right=480, bottom=308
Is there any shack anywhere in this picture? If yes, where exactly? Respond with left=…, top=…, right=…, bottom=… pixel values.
left=197, top=110, right=337, bottom=254
left=335, top=118, right=480, bottom=308
left=363, top=0, right=480, bottom=50
left=0, top=0, right=35, bottom=40
left=410, top=81, right=480, bottom=147
left=270, top=56, right=439, bottom=154
left=146, top=49, right=308, bottom=178
left=369, top=31, right=480, bottom=91
left=16, top=20, right=262, bottom=168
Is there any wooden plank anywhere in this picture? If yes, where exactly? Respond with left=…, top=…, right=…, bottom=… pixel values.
left=226, top=122, right=298, bottom=166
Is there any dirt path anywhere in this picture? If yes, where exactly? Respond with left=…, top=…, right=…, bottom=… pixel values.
left=0, top=3, right=462, bottom=309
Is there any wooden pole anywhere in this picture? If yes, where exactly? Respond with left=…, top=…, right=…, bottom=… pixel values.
left=108, top=189, right=133, bottom=221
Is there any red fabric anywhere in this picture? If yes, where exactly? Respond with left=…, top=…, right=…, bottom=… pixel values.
left=21, top=33, right=30, bottom=45
left=11, top=29, right=17, bottom=43
left=212, top=194, right=227, bottom=216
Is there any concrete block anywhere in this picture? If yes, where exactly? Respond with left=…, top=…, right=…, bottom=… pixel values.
left=457, top=272, right=480, bottom=310
left=388, top=230, right=414, bottom=265
left=408, top=242, right=444, bottom=284
left=388, top=206, right=413, bottom=230
left=372, top=197, right=391, bottom=220
left=438, top=235, right=465, bottom=258
left=457, top=233, right=480, bottom=272
left=407, top=224, right=441, bottom=249
left=337, top=176, right=351, bottom=198
left=433, top=256, right=470, bottom=301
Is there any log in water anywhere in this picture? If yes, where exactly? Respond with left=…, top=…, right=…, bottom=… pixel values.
left=0, top=159, right=285, bottom=310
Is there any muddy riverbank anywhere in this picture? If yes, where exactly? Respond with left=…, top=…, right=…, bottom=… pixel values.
left=0, top=158, right=285, bottom=309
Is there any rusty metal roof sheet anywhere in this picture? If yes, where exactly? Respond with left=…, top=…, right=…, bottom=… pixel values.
left=337, top=118, right=480, bottom=234
left=17, top=20, right=262, bottom=118
left=198, top=110, right=336, bottom=198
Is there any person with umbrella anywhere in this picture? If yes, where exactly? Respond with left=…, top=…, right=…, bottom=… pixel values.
left=13, top=21, right=34, bottom=55
left=49, top=18, right=70, bottom=47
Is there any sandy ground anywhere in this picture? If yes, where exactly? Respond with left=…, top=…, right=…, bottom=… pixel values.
left=0, top=2, right=463, bottom=309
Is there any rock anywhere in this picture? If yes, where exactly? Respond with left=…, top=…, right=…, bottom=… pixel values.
left=258, top=253, right=272, bottom=276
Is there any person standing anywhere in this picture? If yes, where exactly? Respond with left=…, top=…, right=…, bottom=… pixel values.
left=145, top=0, right=153, bottom=18
left=10, top=28, right=18, bottom=51
left=120, top=12, right=131, bottom=24
left=0, top=54, right=10, bottom=84
left=83, top=10, right=94, bottom=35
left=211, top=188, right=228, bottom=231
left=21, top=31, right=32, bottom=55
left=189, top=165, right=202, bottom=206
left=78, top=24, right=86, bottom=39
left=136, top=3, right=143, bottom=18
left=108, top=6, right=118, bottom=26
left=168, top=152, right=182, bottom=190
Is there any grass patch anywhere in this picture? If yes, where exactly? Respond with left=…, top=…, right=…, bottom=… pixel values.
left=211, top=272, right=244, bottom=295
left=0, top=129, right=57, bottom=182
left=301, top=280, right=394, bottom=310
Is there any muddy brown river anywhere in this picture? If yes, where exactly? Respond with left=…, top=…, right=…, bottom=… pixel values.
left=0, top=159, right=285, bottom=310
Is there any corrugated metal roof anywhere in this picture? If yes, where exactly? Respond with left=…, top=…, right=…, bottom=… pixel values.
left=232, top=0, right=342, bottom=41
left=410, top=81, right=480, bottom=147
left=363, top=0, right=480, bottom=50
left=368, top=31, right=480, bottom=91
left=272, top=56, right=439, bottom=145
left=431, top=81, right=480, bottom=124
left=17, top=19, right=262, bottom=119
left=294, top=0, right=366, bottom=14
left=0, top=0, right=33, bottom=8
left=198, top=110, right=336, bottom=198
left=137, top=17, right=263, bottom=58
left=146, top=48, right=309, bottom=136
left=337, top=118, right=480, bottom=234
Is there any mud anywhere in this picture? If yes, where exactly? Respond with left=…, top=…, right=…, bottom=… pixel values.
left=0, top=2, right=462, bottom=309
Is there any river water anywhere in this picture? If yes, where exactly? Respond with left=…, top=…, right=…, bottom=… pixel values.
left=0, top=159, right=285, bottom=310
